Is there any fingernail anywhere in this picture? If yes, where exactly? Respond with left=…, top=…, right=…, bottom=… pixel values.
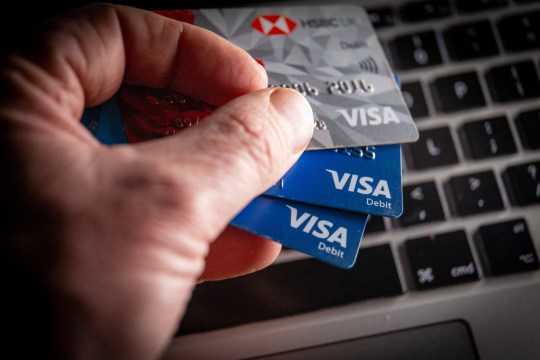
left=269, top=88, right=314, bottom=153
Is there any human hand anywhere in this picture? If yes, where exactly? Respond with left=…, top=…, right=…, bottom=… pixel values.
left=0, top=4, right=313, bottom=359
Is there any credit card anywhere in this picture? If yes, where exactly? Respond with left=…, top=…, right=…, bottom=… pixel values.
left=170, top=5, right=418, bottom=149
left=231, top=196, right=367, bottom=269
left=83, top=97, right=403, bottom=218
left=81, top=98, right=368, bottom=268
left=265, top=144, right=403, bottom=218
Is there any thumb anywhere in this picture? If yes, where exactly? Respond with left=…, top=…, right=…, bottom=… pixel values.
left=132, top=87, right=314, bottom=243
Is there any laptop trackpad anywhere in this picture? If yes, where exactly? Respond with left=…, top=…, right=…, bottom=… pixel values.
left=254, top=320, right=478, bottom=360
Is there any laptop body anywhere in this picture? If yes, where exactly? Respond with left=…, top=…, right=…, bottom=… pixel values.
left=163, top=0, right=540, bottom=359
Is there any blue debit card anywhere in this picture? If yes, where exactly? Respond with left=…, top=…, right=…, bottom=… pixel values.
left=231, top=195, right=367, bottom=269
left=265, top=145, right=403, bottom=218
left=81, top=97, right=403, bottom=218
left=80, top=99, right=368, bottom=268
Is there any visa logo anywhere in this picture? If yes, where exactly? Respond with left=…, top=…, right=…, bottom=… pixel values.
left=287, top=205, right=347, bottom=248
left=326, top=169, right=391, bottom=199
left=337, top=106, right=400, bottom=126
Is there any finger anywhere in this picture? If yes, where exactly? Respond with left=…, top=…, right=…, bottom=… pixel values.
left=132, top=87, right=313, bottom=247
left=115, top=6, right=268, bottom=102
left=11, top=3, right=266, bottom=118
left=199, top=226, right=282, bottom=282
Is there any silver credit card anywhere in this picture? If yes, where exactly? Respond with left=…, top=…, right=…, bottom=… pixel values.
left=191, top=5, right=418, bottom=149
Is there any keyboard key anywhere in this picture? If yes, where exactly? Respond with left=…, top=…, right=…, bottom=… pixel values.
left=396, top=181, right=446, bottom=227
left=405, top=230, right=479, bottom=290
left=404, top=127, right=459, bottom=170
left=446, top=170, right=504, bottom=216
left=497, top=10, right=540, bottom=52
left=443, top=20, right=499, bottom=61
left=475, top=218, right=539, bottom=276
left=485, top=60, right=540, bottom=103
left=367, top=7, right=397, bottom=28
left=459, top=115, right=517, bottom=159
left=176, top=244, right=403, bottom=335
left=400, top=0, right=452, bottom=22
left=503, top=160, right=540, bottom=206
left=364, top=215, right=386, bottom=234
left=455, top=0, right=508, bottom=13
left=515, top=108, right=540, bottom=149
left=389, top=31, right=443, bottom=70
left=401, top=81, right=430, bottom=120
left=431, top=71, right=486, bottom=113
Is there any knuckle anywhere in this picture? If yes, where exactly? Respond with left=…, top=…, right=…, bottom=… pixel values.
left=208, top=106, right=283, bottom=188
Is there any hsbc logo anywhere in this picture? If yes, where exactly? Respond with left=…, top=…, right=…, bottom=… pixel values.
left=251, top=15, right=297, bottom=35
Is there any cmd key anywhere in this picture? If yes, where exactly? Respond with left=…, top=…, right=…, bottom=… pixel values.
left=404, top=230, right=480, bottom=290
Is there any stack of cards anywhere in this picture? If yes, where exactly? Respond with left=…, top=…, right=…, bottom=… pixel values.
left=82, top=5, right=418, bottom=269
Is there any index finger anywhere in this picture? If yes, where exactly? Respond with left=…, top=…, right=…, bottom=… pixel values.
left=117, top=5, right=268, bottom=103
left=16, top=3, right=267, bottom=112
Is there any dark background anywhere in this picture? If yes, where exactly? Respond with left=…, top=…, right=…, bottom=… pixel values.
left=0, top=1, right=276, bottom=49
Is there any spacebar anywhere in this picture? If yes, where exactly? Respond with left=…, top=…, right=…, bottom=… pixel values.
left=176, top=244, right=403, bottom=336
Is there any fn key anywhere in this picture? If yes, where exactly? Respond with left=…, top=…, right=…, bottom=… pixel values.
left=475, top=218, right=539, bottom=276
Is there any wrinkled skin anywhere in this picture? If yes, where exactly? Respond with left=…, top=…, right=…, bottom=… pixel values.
left=0, top=4, right=313, bottom=359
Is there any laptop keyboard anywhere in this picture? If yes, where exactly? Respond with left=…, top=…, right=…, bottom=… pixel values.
left=176, top=0, right=540, bottom=337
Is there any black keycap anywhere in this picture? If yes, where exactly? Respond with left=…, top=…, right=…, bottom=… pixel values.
left=176, top=244, right=403, bottom=335
left=389, top=31, right=443, bottom=70
left=515, top=108, right=540, bottom=149
left=455, top=0, right=508, bottom=13
left=364, top=215, right=386, bottom=234
left=475, top=218, right=539, bottom=276
left=486, top=60, right=540, bottom=103
left=405, top=230, right=479, bottom=290
left=497, top=10, right=540, bottom=52
left=401, top=81, right=430, bottom=120
left=404, top=126, right=459, bottom=170
left=368, top=7, right=397, bottom=28
left=443, top=20, right=499, bottom=61
left=400, top=0, right=452, bottom=22
left=446, top=170, right=504, bottom=216
left=459, top=115, right=517, bottom=159
left=514, top=0, right=540, bottom=4
left=431, top=71, right=486, bottom=113
left=503, top=160, right=540, bottom=206
left=396, top=181, right=446, bottom=227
